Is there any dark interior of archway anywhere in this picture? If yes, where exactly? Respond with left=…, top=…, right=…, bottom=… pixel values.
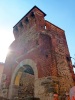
left=23, top=65, right=34, bottom=75
left=18, top=65, right=34, bottom=99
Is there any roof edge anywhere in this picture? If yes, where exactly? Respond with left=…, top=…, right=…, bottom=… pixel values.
left=45, top=20, right=65, bottom=32
left=13, top=6, right=46, bottom=28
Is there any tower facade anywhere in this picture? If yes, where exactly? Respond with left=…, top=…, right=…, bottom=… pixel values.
left=1, top=6, right=74, bottom=99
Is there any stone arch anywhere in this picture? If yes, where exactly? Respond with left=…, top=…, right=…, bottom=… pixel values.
left=8, top=59, right=38, bottom=99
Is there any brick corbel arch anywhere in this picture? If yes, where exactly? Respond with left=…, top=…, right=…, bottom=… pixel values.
left=8, top=59, right=38, bottom=99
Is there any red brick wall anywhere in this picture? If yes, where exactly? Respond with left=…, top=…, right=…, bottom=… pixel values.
left=2, top=6, right=74, bottom=93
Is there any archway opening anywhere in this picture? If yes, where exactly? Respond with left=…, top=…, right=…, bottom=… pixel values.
left=13, top=65, right=34, bottom=99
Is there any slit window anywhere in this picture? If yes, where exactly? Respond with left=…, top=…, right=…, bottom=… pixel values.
left=19, top=22, right=23, bottom=28
left=25, top=17, right=29, bottom=24
left=31, top=12, right=35, bottom=18
left=14, top=26, right=18, bottom=31
left=45, top=25, right=46, bottom=29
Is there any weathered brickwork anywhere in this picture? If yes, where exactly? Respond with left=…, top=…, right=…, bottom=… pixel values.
left=1, top=6, right=75, bottom=99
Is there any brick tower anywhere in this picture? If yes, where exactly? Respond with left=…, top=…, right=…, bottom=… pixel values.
left=1, top=6, right=75, bottom=100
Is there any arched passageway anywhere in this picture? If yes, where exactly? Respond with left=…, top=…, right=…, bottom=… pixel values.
left=8, top=59, right=38, bottom=99
left=13, top=65, right=35, bottom=99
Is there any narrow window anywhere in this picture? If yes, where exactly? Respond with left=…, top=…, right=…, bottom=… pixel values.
left=31, top=12, right=35, bottom=18
left=25, top=17, right=29, bottom=24
left=19, top=22, right=23, bottom=28
left=45, top=25, right=46, bottom=29
left=14, top=26, right=18, bottom=31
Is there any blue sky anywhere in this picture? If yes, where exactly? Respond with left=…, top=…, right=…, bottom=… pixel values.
left=0, top=0, right=75, bottom=65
